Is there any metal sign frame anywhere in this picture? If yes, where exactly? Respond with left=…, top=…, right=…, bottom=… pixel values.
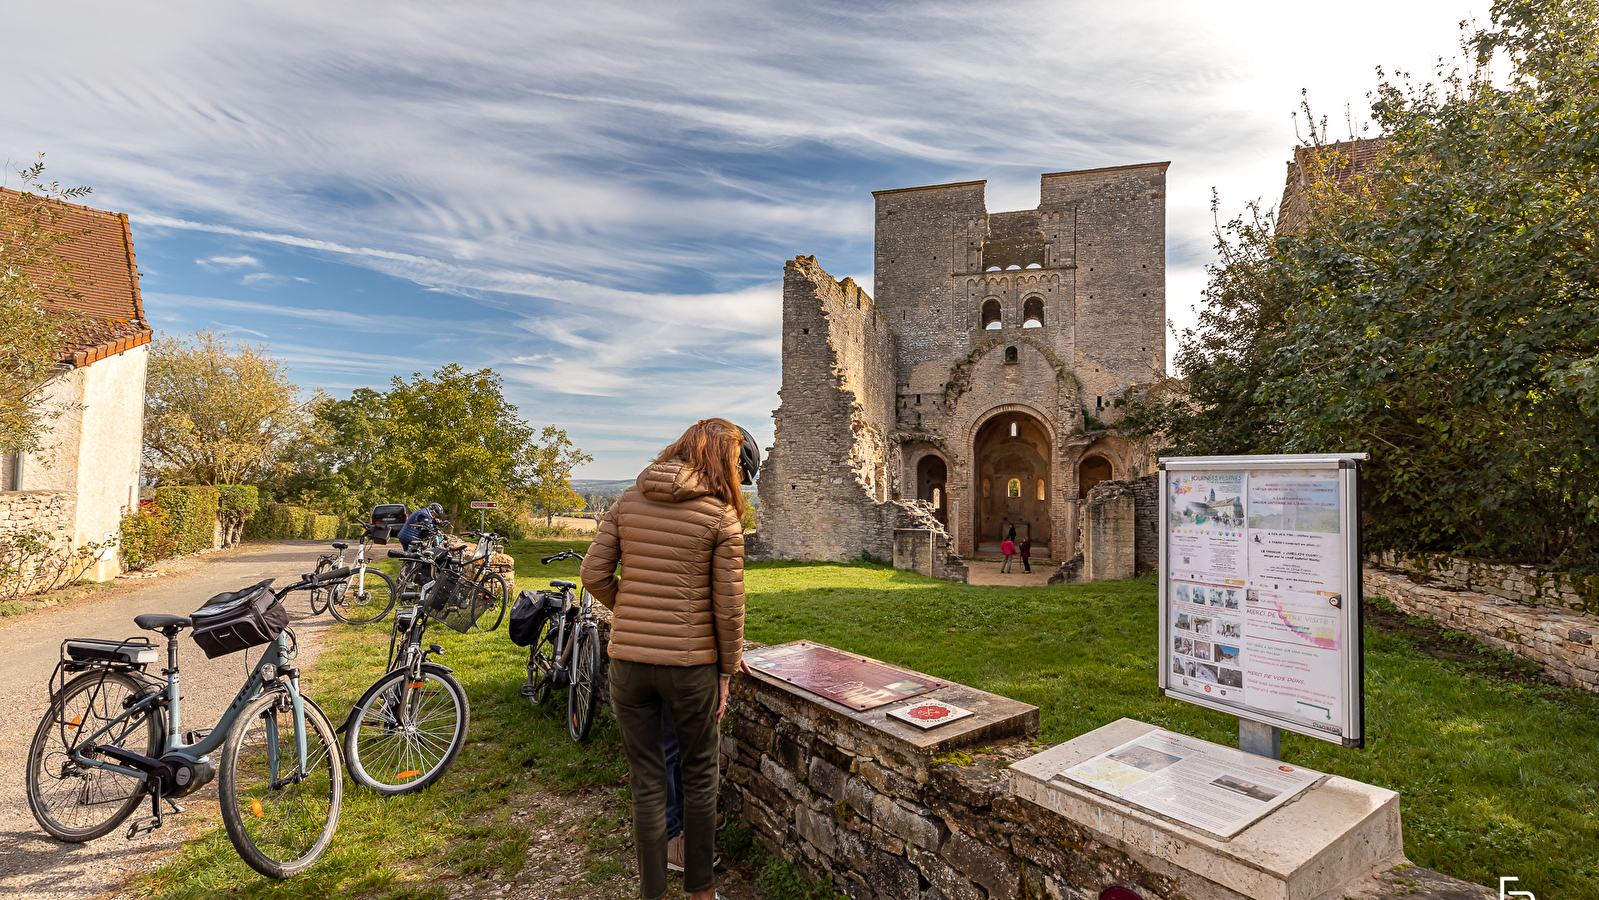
left=1158, top=454, right=1366, bottom=748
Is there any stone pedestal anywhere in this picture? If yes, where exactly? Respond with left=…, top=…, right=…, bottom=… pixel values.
left=1010, top=718, right=1404, bottom=900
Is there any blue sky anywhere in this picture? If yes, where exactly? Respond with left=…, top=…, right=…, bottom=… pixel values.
left=8, top=0, right=1491, bottom=477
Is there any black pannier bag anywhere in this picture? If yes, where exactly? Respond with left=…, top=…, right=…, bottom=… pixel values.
left=191, top=579, right=289, bottom=659
left=508, top=590, right=553, bottom=647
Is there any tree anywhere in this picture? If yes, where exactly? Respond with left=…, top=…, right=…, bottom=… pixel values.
left=1128, top=0, right=1599, bottom=568
left=0, top=157, right=88, bottom=455
left=526, top=425, right=593, bottom=526
left=383, top=364, right=543, bottom=523
left=286, top=387, right=392, bottom=521
left=143, top=331, right=312, bottom=485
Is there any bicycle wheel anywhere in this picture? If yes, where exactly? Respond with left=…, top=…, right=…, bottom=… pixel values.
left=329, top=568, right=396, bottom=625
left=308, top=559, right=332, bottom=615
left=219, top=691, right=342, bottom=878
left=26, top=670, right=160, bottom=842
left=469, top=572, right=509, bottom=632
left=344, top=663, right=468, bottom=795
left=567, top=625, right=601, bottom=743
left=525, top=615, right=558, bottom=707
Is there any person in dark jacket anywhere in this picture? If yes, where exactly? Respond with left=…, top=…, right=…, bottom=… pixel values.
left=581, top=418, right=756, bottom=900
left=1020, top=538, right=1032, bottom=573
left=396, top=502, right=444, bottom=550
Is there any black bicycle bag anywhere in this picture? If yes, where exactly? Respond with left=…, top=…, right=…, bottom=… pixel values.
left=190, top=579, right=288, bottom=659
left=508, top=590, right=553, bottom=647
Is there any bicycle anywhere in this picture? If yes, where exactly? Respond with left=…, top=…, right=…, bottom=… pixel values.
left=456, top=530, right=511, bottom=632
left=392, top=521, right=458, bottom=597
left=338, top=547, right=473, bottom=795
left=310, top=522, right=398, bottom=624
left=25, top=569, right=348, bottom=878
left=521, top=548, right=603, bottom=743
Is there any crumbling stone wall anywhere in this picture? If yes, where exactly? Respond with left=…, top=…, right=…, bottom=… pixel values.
left=1130, top=474, right=1158, bottom=574
left=722, top=656, right=1492, bottom=900
left=1365, top=567, right=1599, bottom=694
left=1369, top=550, right=1598, bottom=612
left=0, top=490, right=80, bottom=595
left=1081, top=480, right=1135, bottom=581
left=754, top=257, right=900, bottom=561
left=891, top=501, right=969, bottom=583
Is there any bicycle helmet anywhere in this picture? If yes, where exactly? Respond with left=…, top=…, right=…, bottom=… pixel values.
left=736, top=425, right=761, bottom=485
left=428, top=502, right=443, bottom=516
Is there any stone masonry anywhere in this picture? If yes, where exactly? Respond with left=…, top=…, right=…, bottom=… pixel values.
left=0, top=490, right=80, bottom=595
left=755, top=167, right=1167, bottom=570
left=722, top=644, right=1493, bottom=900
left=1364, top=566, right=1599, bottom=694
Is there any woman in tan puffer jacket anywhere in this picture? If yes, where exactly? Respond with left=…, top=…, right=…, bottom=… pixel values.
left=581, top=418, right=753, bottom=900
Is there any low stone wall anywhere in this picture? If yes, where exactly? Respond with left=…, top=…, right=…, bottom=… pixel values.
left=1365, top=567, right=1599, bottom=693
left=721, top=643, right=1488, bottom=900
left=1369, top=550, right=1597, bottom=612
left=0, top=490, right=79, bottom=595
left=892, top=501, right=969, bottom=583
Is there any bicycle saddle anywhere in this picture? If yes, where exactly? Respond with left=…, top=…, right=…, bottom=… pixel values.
left=134, top=613, right=192, bottom=633
left=549, top=579, right=577, bottom=590
left=331, top=541, right=348, bottom=550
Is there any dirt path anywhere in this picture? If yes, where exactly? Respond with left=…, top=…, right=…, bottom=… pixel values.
left=0, top=541, right=339, bottom=900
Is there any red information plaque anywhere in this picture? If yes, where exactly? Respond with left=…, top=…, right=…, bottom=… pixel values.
left=744, top=641, right=944, bottom=711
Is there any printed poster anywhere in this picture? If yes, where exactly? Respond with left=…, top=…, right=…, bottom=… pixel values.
left=1163, top=460, right=1358, bottom=744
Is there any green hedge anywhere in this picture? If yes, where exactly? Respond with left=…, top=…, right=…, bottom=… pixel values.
left=243, top=502, right=336, bottom=541
left=154, top=486, right=220, bottom=554
left=119, top=507, right=176, bottom=570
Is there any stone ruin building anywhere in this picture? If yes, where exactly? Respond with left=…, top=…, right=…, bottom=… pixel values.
left=748, top=164, right=1168, bottom=577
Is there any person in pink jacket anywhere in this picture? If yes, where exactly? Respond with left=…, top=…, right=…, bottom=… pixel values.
left=1000, top=538, right=1016, bottom=572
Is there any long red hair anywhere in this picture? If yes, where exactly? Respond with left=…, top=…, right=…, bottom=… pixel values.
left=655, top=418, right=746, bottom=517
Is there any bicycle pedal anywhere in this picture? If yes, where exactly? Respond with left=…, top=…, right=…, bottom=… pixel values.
left=520, top=683, right=535, bottom=696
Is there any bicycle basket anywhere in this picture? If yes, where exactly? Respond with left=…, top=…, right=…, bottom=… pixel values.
left=426, top=567, right=494, bottom=634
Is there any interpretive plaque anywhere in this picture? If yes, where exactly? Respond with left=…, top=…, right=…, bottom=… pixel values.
left=1160, top=454, right=1367, bottom=747
left=743, top=641, right=945, bottom=711
left=1055, top=728, right=1325, bottom=839
left=886, top=700, right=974, bottom=730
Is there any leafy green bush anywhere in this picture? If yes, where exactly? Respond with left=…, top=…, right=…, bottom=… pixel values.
left=154, top=486, right=219, bottom=554
left=120, top=505, right=175, bottom=570
left=311, top=515, right=338, bottom=540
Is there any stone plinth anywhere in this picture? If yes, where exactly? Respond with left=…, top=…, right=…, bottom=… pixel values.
left=1010, top=718, right=1405, bottom=900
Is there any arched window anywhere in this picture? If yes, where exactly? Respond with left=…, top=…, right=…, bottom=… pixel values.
left=1036, top=479, right=1046, bottom=501
left=1009, top=421, right=1017, bottom=437
left=981, top=299, right=1002, bottom=330
left=1004, top=346, right=1018, bottom=364
left=1007, top=478, right=1021, bottom=498
left=1023, top=296, right=1044, bottom=328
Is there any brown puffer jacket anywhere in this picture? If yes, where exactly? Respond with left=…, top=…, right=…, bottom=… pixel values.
left=580, top=458, right=745, bottom=675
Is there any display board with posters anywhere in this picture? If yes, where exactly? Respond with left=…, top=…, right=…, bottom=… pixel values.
left=1159, top=454, right=1366, bottom=748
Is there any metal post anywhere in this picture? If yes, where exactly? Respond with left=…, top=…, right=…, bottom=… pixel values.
left=1239, top=719, right=1281, bottom=759
left=479, top=507, right=486, bottom=534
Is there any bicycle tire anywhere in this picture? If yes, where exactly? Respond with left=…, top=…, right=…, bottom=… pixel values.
left=26, top=670, right=160, bottom=842
left=525, top=615, right=558, bottom=707
left=219, top=691, right=342, bottom=878
left=470, top=572, right=509, bottom=632
left=567, top=624, right=601, bottom=743
left=343, top=663, right=469, bottom=795
left=329, top=568, right=397, bottom=625
left=309, top=558, right=333, bottom=615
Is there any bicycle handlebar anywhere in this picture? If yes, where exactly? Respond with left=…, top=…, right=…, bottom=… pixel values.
left=540, top=548, right=586, bottom=564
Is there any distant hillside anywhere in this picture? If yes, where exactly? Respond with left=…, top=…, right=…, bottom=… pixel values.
left=570, top=479, right=637, bottom=495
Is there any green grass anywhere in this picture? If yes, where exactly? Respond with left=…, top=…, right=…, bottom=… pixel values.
left=136, top=544, right=1599, bottom=899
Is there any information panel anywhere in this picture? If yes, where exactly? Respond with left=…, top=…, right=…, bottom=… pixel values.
left=1159, top=454, right=1366, bottom=747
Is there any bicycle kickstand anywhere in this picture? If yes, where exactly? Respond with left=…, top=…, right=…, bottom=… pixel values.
left=125, top=781, right=183, bottom=839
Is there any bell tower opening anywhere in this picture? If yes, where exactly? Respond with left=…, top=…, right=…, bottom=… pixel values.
left=973, top=412, right=1051, bottom=557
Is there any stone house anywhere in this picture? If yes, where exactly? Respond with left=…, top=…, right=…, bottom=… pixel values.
left=754, top=165, right=1167, bottom=563
left=2, top=189, right=151, bottom=582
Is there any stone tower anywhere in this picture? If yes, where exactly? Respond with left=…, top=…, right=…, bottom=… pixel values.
left=753, top=164, right=1168, bottom=564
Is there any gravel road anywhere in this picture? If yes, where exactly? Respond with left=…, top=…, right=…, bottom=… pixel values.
left=0, top=541, right=343, bottom=900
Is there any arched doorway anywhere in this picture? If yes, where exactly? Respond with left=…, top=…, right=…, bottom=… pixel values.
left=973, top=412, right=1051, bottom=555
left=1079, top=455, right=1114, bottom=498
left=916, top=455, right=948, bottom=526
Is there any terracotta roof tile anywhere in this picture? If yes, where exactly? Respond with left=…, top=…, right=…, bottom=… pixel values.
left=1, top=188, right=151, bottom=366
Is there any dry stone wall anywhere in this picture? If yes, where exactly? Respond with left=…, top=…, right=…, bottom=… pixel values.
left=1369, top=550, right=1598, bottom=612
left=0, top=490, right=79, bottom=595
left=721, top=649, right=1490, bottom=900
left=1365, top=567, right=1599, bottom=694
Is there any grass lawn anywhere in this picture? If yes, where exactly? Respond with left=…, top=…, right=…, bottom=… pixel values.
left=136, top=542, right=1599, bottom=900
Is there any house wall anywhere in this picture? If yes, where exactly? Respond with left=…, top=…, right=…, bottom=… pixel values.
left=16, top=345, right=147, bottom=580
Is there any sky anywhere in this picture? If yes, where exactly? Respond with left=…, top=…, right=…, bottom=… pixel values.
left=6, top=0, right=1493, bottom=478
